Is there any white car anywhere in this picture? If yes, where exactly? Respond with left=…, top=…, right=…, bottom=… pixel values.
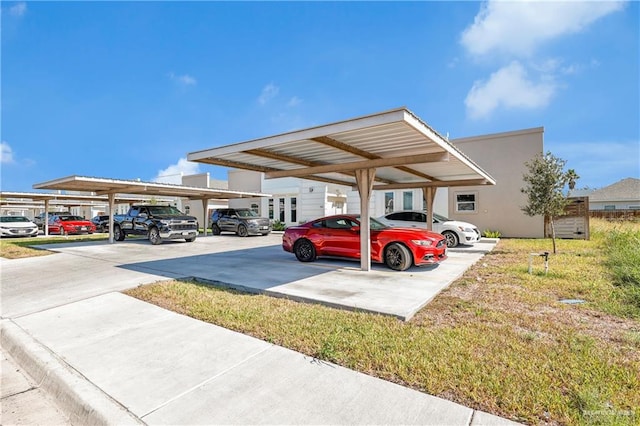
left=0, top=215, right=39, bottom=238
left=377, top=211, right=480, bottom=247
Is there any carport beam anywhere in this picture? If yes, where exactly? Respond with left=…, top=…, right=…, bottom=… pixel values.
left=108, top=193, right=115, bottom=244
left=355, top=168, right=376, bottom=271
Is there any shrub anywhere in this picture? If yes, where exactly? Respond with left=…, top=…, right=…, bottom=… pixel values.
left=271, top=220, right=286, bottom=231
left=483, top=229, right=502, bottom=238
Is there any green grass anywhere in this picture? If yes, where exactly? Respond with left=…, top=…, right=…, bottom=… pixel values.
left=126, top=219, right=640, bottom=425
left=0, top=233, right=108, bottom=258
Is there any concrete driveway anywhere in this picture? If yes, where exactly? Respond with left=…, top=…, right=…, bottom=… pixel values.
left=2, top=233, right=495, bottom=320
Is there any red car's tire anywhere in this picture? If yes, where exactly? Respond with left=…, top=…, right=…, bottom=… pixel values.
left=385, top=243, right=412, bottom=271
left=294, top=239, right=316, bottom=262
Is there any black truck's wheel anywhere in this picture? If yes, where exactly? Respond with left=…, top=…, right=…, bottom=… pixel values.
left=211, top=224, right=221, bottom=235
left=114, top=225, right=126, bottom=241
left=148, top=227, right=162, bottom=245
left=185, top=236, right=196, bottom=243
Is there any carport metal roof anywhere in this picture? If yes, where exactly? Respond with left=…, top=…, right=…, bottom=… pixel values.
left=187, top=107, right=496, bottom=271
left=32, top=176, right=271, bottom=242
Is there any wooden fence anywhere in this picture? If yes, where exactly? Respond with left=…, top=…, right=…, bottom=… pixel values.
left=590, top=210, right=640, bottom=221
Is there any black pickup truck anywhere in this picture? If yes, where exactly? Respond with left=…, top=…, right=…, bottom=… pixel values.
left=113, top=204, right=198, bottom=245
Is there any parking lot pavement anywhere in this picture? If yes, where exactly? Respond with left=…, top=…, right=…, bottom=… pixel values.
left=18, top=234, right=496, bottom=321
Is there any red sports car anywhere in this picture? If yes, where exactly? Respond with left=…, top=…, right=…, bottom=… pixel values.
left=282, top=215, right=447, bottom=271
left=48, top=215, right=96, bottom=235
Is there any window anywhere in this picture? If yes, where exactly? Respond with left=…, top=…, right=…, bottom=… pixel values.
left=268, top=199, right=274, bottom=219
left=385, top=192, right=394, bottom=213
left=604, top=205, right=616, bottom=211
left=403, top=191, right=413, bottom=210
left=250, top=203, right=259, bottom=214
left=279, top=198, right=285, bottom=222
left=455, top=192, right=477, bottom=213
left=630, top=205, right=640, bottom=210
left=291, top=197, right=297, bottom=223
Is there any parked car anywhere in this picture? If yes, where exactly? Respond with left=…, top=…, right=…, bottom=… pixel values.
left=34, top=211, right=71, bottom=230
left=210, top=208, right=271, bottom=237
left=47, top=215, right=96, bottom=236
left=91, top=215, right=111, bottom=232
left=282, top=214, right=447, bottom=271
left=113, top=205, right=198, bottom=245
left=377, top=210, right=480, bottom=248
left=0, top=215, right=39, bottom=238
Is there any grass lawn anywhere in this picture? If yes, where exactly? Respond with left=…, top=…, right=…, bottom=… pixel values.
left=125, top=219, right=640, bottom=425
left=0, top=233, right=108, bottom=258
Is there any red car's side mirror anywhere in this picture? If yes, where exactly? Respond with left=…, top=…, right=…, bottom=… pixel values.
left=350, top=226, right=360, bottom=233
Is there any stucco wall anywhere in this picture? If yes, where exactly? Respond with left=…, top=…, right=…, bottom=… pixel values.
left=449, top=128, right=545, bottom=238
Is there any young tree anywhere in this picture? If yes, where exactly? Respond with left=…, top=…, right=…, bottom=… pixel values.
left=521, top=152, right=572, bottom=254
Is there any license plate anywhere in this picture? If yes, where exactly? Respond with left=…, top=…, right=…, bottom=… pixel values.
left=182, top=231, right=191, bottom=235
left=261, top=226, right=269, bottom=230
left=80, top=227, right=87, bottom=230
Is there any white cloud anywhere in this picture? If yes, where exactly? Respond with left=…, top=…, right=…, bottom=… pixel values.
left=287, top=96, right=302, bottom=107
left=153, top=158, right=201, bottom=184
left=465, top=61, right=556, bottom=119
left=461, top=0, right=626, bottom=58
left=9, top=2, right=27, bottom=17
left=258, top=83, right=279, bottom=105
left=169, top=72, right=197, bottom=86
left=1, top=141, right=14, bottom=164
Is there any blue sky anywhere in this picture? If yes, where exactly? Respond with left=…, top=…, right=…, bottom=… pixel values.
left=2, top=1, right=638, bottom=192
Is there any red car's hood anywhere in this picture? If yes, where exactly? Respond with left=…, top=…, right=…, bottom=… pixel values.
left=376, top=226, right=444, bottom=241
left=57, top=220, right=93, bottom=226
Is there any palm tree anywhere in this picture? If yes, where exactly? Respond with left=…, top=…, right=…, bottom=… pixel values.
left=566, top=169, right=580, bottom=190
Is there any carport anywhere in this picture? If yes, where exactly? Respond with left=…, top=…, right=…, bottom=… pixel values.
left=188, top=107, right=496, bottom=271
left=31, top=176, right=270, bottom=242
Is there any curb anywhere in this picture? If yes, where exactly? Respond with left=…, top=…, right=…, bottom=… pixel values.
left=0, top=319, right=143, bottom=425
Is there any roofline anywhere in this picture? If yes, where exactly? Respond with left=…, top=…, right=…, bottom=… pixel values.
left=451, top=127, right=545, bottom=144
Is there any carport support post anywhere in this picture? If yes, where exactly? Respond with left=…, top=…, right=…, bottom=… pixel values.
left=43, top=199, right=50, bottom=236
left=422, top=187, right=436, bottom=231
left=355, top=168, right=376, bottom=271
left=108, top=193, right=115, bottom=244
left=201, top=199, right=209, bottom=236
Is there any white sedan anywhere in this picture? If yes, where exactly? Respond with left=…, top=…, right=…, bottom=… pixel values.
left=0, top=215, right=39, bottom=238
left=377, top=210, right=480, bottom=247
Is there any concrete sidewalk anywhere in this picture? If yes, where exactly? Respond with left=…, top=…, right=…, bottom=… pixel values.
left=2, top=293, right=519, bottom=425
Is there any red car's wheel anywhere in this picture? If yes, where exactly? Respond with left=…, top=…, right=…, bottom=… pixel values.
left=385, top=243, right=412, bottom=271
left=294, top=239, right=316, bottom=262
